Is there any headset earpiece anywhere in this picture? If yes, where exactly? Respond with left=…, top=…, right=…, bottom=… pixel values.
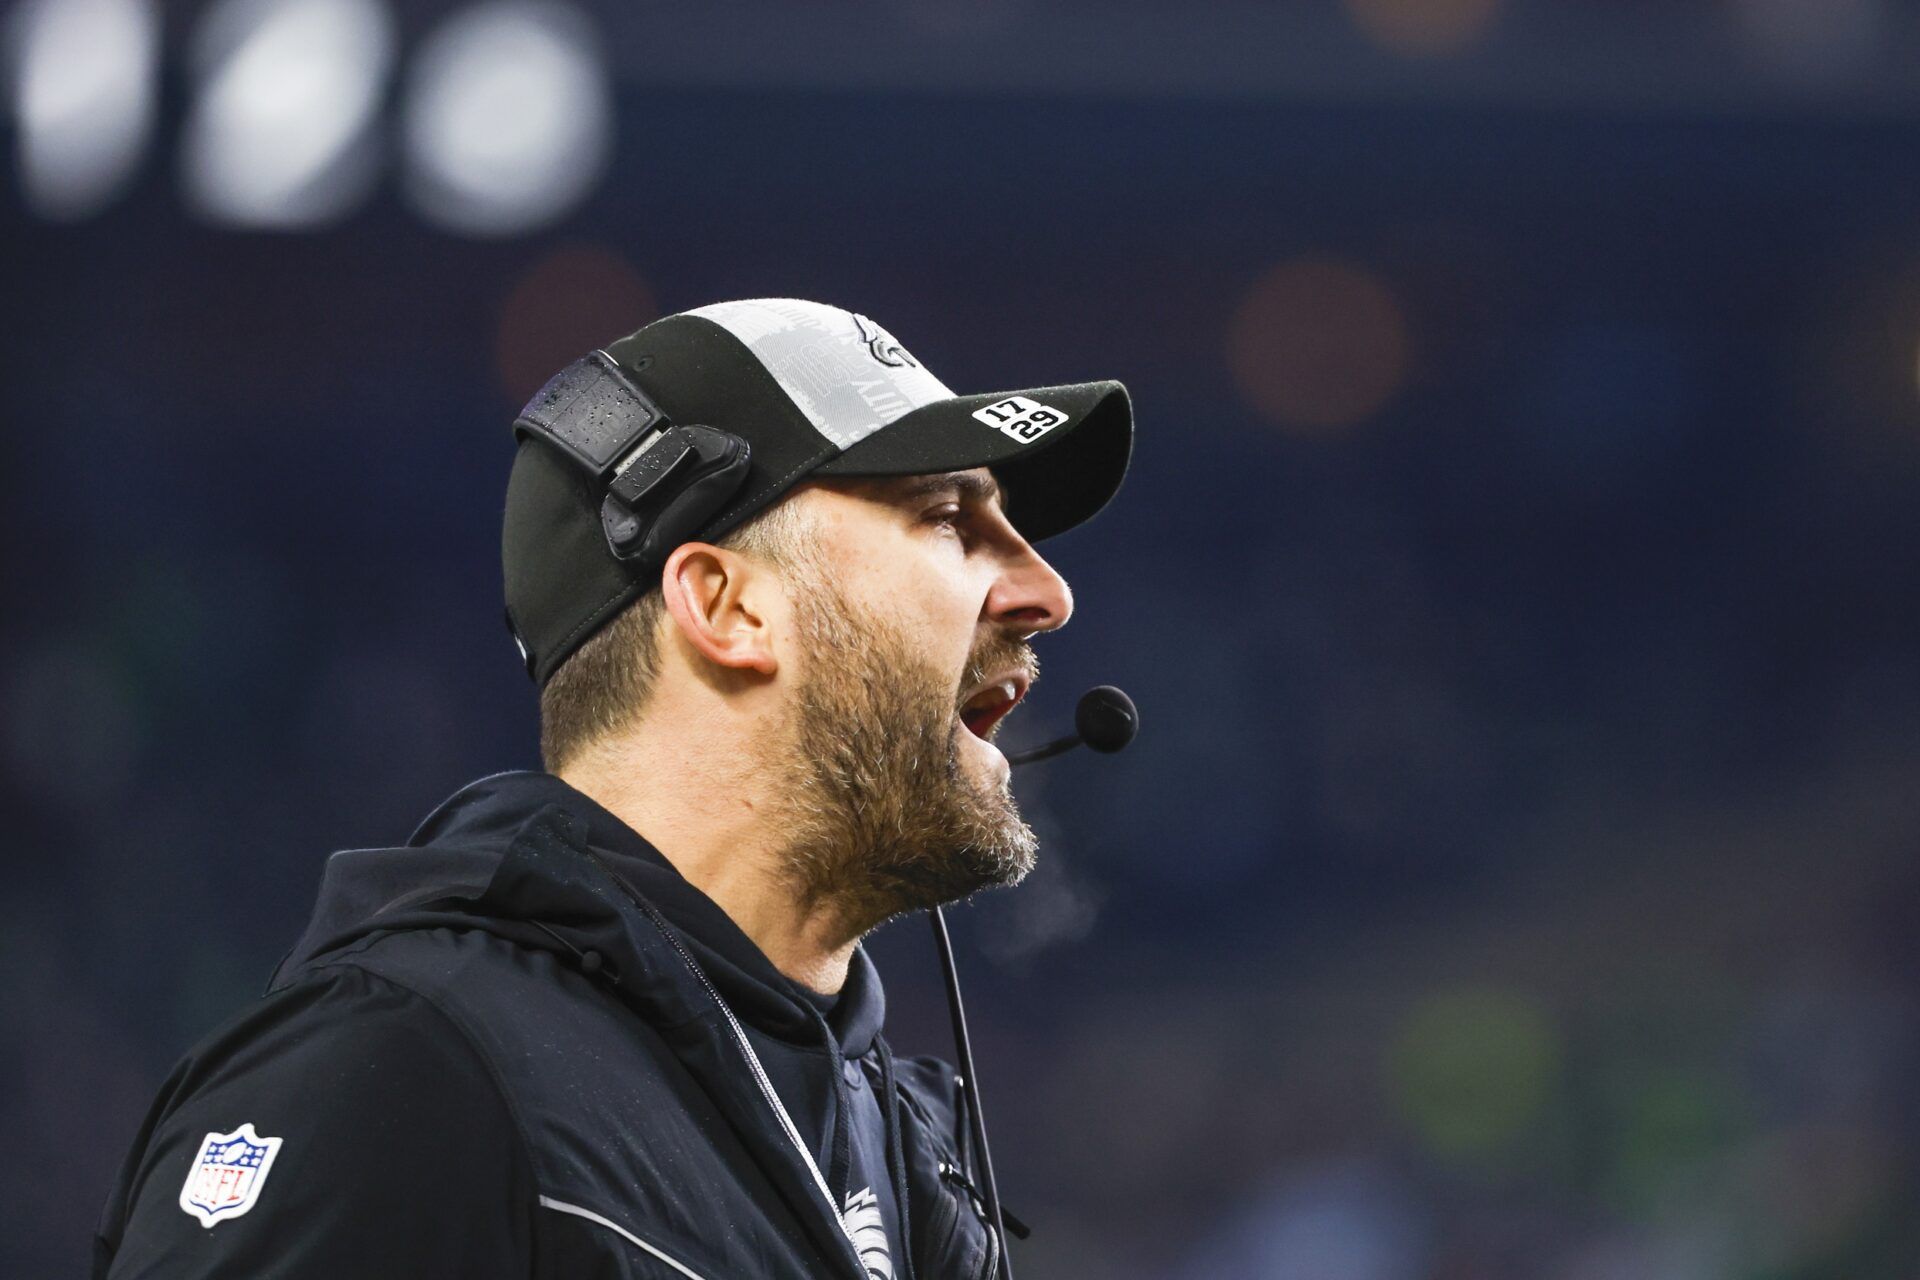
left=600, top=424, right=752, bottom=563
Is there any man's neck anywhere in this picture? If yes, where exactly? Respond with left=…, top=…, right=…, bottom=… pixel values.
left=558, top=738, right=859, bottom=995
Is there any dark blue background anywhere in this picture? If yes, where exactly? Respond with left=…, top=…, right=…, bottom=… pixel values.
left=9, top=4, right=1920, bottom=1275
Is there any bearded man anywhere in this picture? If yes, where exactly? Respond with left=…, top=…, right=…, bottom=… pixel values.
left=94, top=299, right=1132, bottom=1279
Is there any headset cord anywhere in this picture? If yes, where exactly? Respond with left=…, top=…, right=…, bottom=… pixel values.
left=929, top=905, right=1013, bottom=1280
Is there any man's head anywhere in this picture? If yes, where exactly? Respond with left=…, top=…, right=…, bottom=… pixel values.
left=543, top=465, right=1071, bottom=933
left=502, top=298, right=1130, bottom=931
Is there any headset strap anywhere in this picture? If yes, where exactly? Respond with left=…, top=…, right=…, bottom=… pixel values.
left=512, top=351, right=671, bottom=481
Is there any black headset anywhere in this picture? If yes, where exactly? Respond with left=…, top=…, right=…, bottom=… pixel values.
left=512, top=350, right=754, bottom=567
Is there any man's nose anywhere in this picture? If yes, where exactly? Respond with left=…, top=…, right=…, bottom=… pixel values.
left=986, top=543, right=1074, bottom=637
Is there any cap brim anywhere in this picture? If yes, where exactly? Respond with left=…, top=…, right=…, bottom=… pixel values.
left=813, top=380, right=1132, bottom=542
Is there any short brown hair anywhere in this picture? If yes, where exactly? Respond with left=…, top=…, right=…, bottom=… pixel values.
left=538, top=494, right=820, bottom=772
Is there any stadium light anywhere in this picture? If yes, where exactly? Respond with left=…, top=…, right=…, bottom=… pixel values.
left=400, top=1, right=613, bottom=238
left=8, top=0, right=160, bottom=220
left=180, top=0, right=396, bottom=229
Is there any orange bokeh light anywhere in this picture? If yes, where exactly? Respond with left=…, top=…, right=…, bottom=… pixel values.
left=1227, top=256, right=1412, bottom=433
left=494, top=244, right=656, bottom=404
left=1345, top=0, right=1503, bottom=58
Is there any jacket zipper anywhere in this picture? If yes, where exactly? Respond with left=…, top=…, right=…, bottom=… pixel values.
left=939, top=1160, right=1009, bottom=1279
left=937, top=1162, right=1030, bottom=1240
left=581, top=848, right=864, bottom=1267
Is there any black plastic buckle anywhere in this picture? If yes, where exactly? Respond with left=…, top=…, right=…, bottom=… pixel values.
left=599, top=424, right=751, bottom=563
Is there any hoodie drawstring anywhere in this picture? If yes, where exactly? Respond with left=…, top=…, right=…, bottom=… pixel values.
left=874, top=1036, right=916, bottom=1280
left=826, top=1034, right=854, bottom=1214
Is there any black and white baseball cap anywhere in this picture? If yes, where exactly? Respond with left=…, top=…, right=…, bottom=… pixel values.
left=503, top=298, right=1133, bottom=687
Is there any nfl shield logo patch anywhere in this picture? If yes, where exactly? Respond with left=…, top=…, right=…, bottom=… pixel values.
left=178, top=1123, right=283, bottom=1228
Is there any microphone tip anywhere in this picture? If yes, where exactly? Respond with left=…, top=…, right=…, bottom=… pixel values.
left=1075, top=685, right=1139, bottom=754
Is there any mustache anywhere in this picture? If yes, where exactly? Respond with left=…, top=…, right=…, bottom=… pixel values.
left=957, top=636, right=1040, bottom=708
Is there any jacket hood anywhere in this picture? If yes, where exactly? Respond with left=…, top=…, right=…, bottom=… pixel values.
left=267, top=771, right=921, bottom=1280
left=271, top=770, right=886, bottom=1059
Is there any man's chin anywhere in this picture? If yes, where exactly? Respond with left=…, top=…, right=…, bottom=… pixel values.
left=885, top=777, right=1038, bottom=911
left=948, top=801, right=1040, bottom=897
left=890, top=839, right=1036, bottom=916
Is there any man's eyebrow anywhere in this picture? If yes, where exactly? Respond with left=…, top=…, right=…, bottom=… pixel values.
left=892, top=471, right=1008, bottom=512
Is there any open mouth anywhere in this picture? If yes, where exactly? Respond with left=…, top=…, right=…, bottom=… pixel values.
left=958, top=677, right=1028, bottom=740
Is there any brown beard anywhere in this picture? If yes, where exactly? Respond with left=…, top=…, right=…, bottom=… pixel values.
left=770, top=556, right=1040, bottom=940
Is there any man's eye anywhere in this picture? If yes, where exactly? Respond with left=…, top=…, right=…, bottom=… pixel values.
left=925, top=505, right=973, bottom=541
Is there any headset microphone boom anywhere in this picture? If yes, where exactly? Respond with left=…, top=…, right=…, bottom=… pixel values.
left=1005, top=685, right=1140, bottom=765
left=930, top=684, right=1139, bottom=1280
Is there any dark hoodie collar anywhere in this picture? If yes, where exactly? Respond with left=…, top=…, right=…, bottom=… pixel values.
left=269, top=770, right=891, bottom=1278
left=402, top=770, right=886, bottom=1058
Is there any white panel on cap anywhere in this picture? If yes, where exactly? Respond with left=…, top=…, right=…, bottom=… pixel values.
left=686, top=299, right=954, bottom=450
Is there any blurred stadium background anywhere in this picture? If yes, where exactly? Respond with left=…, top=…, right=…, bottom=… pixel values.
left=8, top=0, right=1920, bottom=1275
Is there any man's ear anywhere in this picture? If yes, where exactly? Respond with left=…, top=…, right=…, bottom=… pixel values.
left=659, top=542, right=779, bottom=677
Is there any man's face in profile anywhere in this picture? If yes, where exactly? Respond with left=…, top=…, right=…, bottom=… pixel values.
left=768, top=468, right=1074, bottom=932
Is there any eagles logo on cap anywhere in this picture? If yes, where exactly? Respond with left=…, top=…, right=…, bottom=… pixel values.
left=853, top=313, right=918, bottom=369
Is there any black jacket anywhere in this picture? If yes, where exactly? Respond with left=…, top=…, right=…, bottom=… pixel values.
left=95, top=771, right=1004, bottom=1279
